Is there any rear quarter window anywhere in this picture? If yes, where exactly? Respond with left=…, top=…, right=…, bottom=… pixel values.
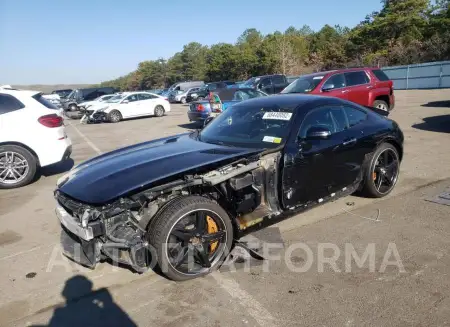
left=33, top=94, right=58, bottom=109
left=0, top=94, right=25, bottom=114
left=372, top=69, right=390, bottom=81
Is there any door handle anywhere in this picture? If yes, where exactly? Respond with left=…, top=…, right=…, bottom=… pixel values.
left=341, top=90, right=349, bottom=94
left=342, top=138, right=357, bottom=146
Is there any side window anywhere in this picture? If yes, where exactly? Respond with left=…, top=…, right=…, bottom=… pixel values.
left=260, top=78, right=272, bottom=87
left=84, top=91, right=98, bottom=101
left=345, top=71, right=370, bottom=87
left=125, top=94, right=139, bottom=102
left=208, top=84, right=218, bottom=91
left=0, top=94, right=25, bottom=114
left=344, top=106, right=367, bottom=127
left=322, top=74, right=346, bottom=90
left=329, top=107, right=348, bottom=133
left=298, top=108, right=336, bottom=138
left=272, top=75, right=286, bottom=85
left=138, top=93, right=155, bottom=101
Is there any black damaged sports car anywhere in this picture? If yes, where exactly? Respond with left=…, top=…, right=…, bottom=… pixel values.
left=55, top=94, right=403, bottom=281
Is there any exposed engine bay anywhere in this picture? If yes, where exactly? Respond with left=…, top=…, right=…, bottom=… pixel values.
left=56, top=152, right=282, bottom=272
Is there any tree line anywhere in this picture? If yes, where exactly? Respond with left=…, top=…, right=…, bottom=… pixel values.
left=100, top=0, right=450, bottom=91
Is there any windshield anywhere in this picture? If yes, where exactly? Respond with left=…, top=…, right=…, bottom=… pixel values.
left=243, top=77, right=259, bottom=87
left=106, top=94, right=126, bottom=103
left=199, top=101, right=297, bottom=149
left=66, top=90, right=76, bottom=100
left=281, top=74, right=326, bottom=93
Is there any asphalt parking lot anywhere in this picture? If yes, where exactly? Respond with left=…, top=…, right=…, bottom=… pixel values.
left=1, top=90, right=450, bottom=327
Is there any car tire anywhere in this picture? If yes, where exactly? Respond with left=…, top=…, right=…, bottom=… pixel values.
left=362, top=143, right=400, bottom=198
left=180, top=97, right=187, bottom=104
left=147, top=195, right=233, bottom=281
left=107, top=110, right=122, bottom=123
left=373, top=100, right=389, bottom=111
left=154, top=105, right=165, bottom=117
left=0, top=145, right=37, bottom=189
left=69, top=104, right=78, bottom=111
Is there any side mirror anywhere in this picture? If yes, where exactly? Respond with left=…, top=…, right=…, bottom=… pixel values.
left=122, top=100, right=129, bottom=104
left=322, top=84, right=335, bottom=92
left=305, top=126, right=331, bottom=139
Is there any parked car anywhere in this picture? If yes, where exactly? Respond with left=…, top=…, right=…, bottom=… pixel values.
left=54, top=94, right=403, bottom=280
left=186, top=81, right=236, bottom=103
left=167, top=81, right=204, bottom=93
left=51, top=89, right=73, bottom=99
left=187, top=88, right=267, bottom=124
left=85, top=91, right=171, bottom=123
left=62, top=87, right=118, bottom=112
left=241, top=74, right=289, bottom=94
left=282, top=68, right=395, bottom=111
left=169, top=87, right=202, bottom=104
left=0, top=87, right=72, bottom=188
left=78, top=94, right=116, bottom=110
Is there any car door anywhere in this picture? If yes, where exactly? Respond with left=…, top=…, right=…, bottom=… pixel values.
left=119, top=94, right=140, bottom=118
left=344, top=71, right=371, bottom=106
left=137, top=93, right=158, bottom=115
left=333, top=104, right=373, bottom=188
left=282, top=105, right=358, bottom=207
left=320, top=73, right=349, bottom=100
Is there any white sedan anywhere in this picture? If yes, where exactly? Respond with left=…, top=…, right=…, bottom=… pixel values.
left=93, top=92, right=171, bottom=123
left=78, top=94, right=116, bottom=110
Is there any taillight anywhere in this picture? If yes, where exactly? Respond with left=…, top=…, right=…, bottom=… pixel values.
left=197, top=104, right=205, bottom=111
left=38, top=114, right=63, bottom=128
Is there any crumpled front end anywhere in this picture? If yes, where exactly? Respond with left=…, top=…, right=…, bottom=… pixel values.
left=55, top=191, right=150, bottom=272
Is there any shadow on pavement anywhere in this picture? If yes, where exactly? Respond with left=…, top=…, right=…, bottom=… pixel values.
left=178, top=122, right=201, bottom=129
left=41, top=159, right=75, bottom=177
left=31, top=275, right=137, bottom=327
left=421, top=100, right=450, bottom=108
left=412, top=114, right=450, bottom=133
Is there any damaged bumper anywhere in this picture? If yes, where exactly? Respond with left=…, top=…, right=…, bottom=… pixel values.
left=55, top=195, right=149, bottom=272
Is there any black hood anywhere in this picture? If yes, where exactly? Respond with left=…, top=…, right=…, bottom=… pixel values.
left=57, top=133, right=260, bottom=204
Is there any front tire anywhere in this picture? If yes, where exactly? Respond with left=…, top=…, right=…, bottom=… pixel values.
left=362, top=143, right=400, bottom=198
left=108, top=110, right=122, bottom=123
left=180, top=97, right=187, bottom=104
left=0, top=145, right=37, bottom=189
left=147, top=196, right=233, bottom=281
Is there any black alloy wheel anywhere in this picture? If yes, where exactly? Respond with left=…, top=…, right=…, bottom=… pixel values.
left=363, top=143, right=400, bottom=198
left=148, top=196, right=233, bottom=281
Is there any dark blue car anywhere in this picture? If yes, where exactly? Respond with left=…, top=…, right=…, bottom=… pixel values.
left=187, top=88, right=267, bottom=124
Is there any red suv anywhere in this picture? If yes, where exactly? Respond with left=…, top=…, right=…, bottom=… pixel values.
left=281, top=68, right=395, bottom=111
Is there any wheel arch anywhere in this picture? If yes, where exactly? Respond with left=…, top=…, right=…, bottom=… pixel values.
left=379, top=137, right=403, bottom=162
left=0, top=141, right=40, bottom=166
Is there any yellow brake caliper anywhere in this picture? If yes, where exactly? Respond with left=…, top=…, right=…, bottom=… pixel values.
left=206, top=215, right=219, bottom=253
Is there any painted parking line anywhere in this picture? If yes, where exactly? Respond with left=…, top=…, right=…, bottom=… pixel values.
left=212, top=272, right=278, bottom=327
left=66, top=121, right=103, bottom=155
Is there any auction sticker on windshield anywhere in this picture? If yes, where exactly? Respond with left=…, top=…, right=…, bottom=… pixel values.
left=262, top=112, right=293, bottom=121
left=263, top=136, right=282, bottom=144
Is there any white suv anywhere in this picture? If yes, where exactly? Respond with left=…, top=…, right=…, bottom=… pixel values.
left=0, top=87, right=72, bottom=188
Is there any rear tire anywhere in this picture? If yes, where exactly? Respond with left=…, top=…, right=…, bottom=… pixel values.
left=108, top=110, right=122, bottom=123
left=181, top=97, right=187, bottom=104
left=362, top=143, right=400, bottom=198
left=373, top=100, right=389, bottom=111
left=0, top=145, right=37, bottom=189
left=147, top=196, right=233, bottom=281
left=154, top=105, right=165, bottom=117
left=69, top=104, right=78, bottom=112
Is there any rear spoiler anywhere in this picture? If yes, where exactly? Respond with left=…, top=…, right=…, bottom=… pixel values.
left=365, top=106, right=389, bottom=117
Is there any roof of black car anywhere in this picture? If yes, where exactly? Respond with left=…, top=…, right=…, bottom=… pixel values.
left=234, top=94, right=344, bottom=109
